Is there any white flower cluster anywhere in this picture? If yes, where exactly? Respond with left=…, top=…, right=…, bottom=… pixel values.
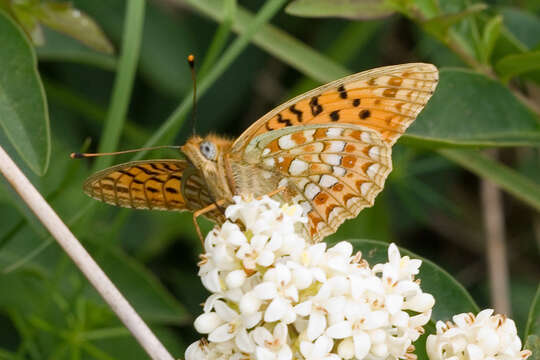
left=426, top=309, right=532, bottom=360
left=185, top=196, right=435, bottom=360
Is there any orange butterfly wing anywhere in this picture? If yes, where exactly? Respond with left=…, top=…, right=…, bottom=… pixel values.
left=232, top=63, right=438, bottom=152
left=83, top=160, right=223, bottom=222
left=231, top=63, right=438, bottom=241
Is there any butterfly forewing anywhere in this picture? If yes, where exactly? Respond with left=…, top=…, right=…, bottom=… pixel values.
left=83, top=160, right=222, bottom=222
left=232, top=63, right=438, bottom=154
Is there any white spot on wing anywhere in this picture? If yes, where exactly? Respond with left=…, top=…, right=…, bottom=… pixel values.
left=360, top=182, right=373, bottom=196
left=289, top=159, right=308, bottom=176
left=320, top=175, right=338, bottom=188
left=322, top=154, right=342, bottom=166
left=299, top=201, right=312, bottom=215
left=361, top=132, right=372, bottom=143
left=326, top=128, right=343, bottom=137
left=333, top=166, right=346, bottom=177
left=304, top=129, right=315, bottom=142
left=262, top=148, right=271, bottom=156
left=327, top=141, right=345, bottom=152
left=305, top=183, right=321, bottom=200
left=346, top=196, right=362, bottom=208
left=278, top=157, right=284, bottom=163
left=294, top=177, right=309, bottom=190
left=368, top=146, right=380, bottom=160
left=367, top=163, right=381, bottom=178
left=263, top=158, right=275, bottom=168
left=328, top=206, right=343, bottom=223
left=278, top=135, right=295, bottom=149
left=278, top=178, right=288, bottom=188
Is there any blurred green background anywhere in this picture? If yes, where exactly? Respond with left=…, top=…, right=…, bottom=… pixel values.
left=0, top=0, right=539, bottom=358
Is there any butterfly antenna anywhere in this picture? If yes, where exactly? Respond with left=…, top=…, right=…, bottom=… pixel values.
left=188, top=54, right=197, bottom=135
left=70, top=145, right=181, bottom=159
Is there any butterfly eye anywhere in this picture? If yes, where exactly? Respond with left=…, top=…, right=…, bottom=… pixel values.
left=199, top=141, right=217, bottom=160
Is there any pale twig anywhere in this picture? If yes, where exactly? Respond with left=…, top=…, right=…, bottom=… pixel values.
left=481, top=149, right=511, bottom=315
left=0, top=145, right=174, bottom=360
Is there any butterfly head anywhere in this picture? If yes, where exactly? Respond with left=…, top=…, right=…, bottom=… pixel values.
left=181, top=135, right=232, bottom=168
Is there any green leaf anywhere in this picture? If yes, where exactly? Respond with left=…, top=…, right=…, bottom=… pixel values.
left=408, top=68, right=540, bottom=147
left=0, top=9, right=50, bottom=175
left=525, top=284, right=540, bottom=338
left=495, top=51, right=540, bottom=82
left=422, top=3, right=487, bottom=39
left=90, top=245, right=190, bottom=325
left=480, top=15, right=502, bottom=64
left=439, top=149, right=540, bottom=212
left=36, top=2, right=114, bottom=54
left=285, top=0, right=394, bottom=20
left=498, top=7, right=540, bottom=50
left=36, top=27, right=116, bottom=70
left=342, top=239, right=479, bottom=321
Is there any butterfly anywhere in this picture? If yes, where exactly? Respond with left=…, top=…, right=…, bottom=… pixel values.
left=82, top=63, right=438, bottom=242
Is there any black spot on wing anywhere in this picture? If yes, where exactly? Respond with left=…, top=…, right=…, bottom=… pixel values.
left=277, top=114, right=293, bottom=127
left=330, top=110, right=340, bottom=121
left=337, top=85, right=347, bottom=99
left=359, top=110, right=371, bottom=119
left=309, top=96, right=323, bottom=116
left=289, top=104, right=303, bottom=122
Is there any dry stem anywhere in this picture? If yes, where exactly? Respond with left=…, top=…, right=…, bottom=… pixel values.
left=0, top=145, right=174, bottom=360
left=481, top=150, right=511, bottom=315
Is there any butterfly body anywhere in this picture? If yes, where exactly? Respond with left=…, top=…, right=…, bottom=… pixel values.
left=83, top=63, right=439, bottom=242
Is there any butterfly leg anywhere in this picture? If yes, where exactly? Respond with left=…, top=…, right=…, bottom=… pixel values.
left=193, top=199, right=227, bottom=246
left=193, top=187, right=286, bottom=246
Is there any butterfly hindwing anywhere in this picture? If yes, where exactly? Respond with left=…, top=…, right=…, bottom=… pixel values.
left=83, top=160, right=222, bottom=222
left=238, top=124, right=392, bottom=242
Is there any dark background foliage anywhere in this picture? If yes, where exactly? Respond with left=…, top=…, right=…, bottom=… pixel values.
left=0, top=0, right=538, bottom=358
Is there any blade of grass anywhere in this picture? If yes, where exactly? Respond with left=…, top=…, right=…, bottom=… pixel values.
left=439, top=148, right=540, bottom=211
left=183, top=0, right=349, bottom=83
left=198, top=0, right=237, bottom=79
left=93, top=0, right=145, bottom=171
left=186, top=0, right=540, bottom=213
left=133, top=0, right=288, bottom=160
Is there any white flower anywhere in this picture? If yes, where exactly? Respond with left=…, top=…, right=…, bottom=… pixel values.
left=187, top=197, right=437, bottom=360
left=200, top=300, right=260, bottom=353
left=252, top=323, right=292, bottom=360
left=426, top=309, right=532, bottom=360
left=254, top=264, right=298, bottom=323
left=300, top=335, right=340, bottom=360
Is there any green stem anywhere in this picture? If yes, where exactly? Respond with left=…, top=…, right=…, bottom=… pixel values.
left=132, top=0, right=288, bottom=160
left=93, top=0, right=145, bottom=171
